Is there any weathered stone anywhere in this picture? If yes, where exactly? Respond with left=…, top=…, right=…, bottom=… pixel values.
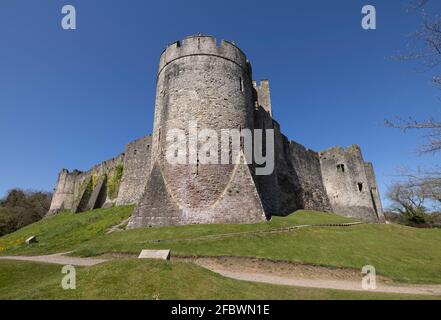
left=47, top=169, right=80, bottom=216
left=85, top=175, right=107, bottom=211
left=47, top=35, right=385, bottom=225
left=319, top=145, right=383, bottom=222
left=138, top=249, right=171, bottom=260
left=25, top=236, right=38, bottom=245
left=48, top=154, right=125, bottom=215
left=117, top=136, right=152, bottom=206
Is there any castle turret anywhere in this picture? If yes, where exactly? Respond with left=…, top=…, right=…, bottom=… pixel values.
left=129, top=35, right=266, bottom=227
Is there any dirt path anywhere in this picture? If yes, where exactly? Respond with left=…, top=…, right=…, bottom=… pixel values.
left=176, top=257, right=441, bottom=296
left=2, top=253, right=440, bottom=296
left=0, top=252, right=107, bottom=266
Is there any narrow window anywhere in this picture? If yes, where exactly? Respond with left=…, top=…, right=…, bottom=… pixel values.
left=358, top=182, right=363, bottom=192
left=240, top=77, right=244, bottom=92
left=158, top=128, right=162, bottom=154
left=239, top=125, right=243, bottom=150
left=196, top=151, right=199, bottom=176
left=337, top=164, right=345, bottom=173
left=134, top=149, right=137, bottom=155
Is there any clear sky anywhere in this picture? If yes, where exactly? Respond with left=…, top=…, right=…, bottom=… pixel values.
left=1, top=0, right=440, bottom=207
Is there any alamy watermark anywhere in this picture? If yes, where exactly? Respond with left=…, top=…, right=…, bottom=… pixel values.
left=361, top=265, right=376, bottom=290
left=164, top=121, right=275, bottom=176
left=61, top=5, right=76, bottom=30
left=61, top=265, right=76, bottom=290
left=361, top=5, right=376, bottom=30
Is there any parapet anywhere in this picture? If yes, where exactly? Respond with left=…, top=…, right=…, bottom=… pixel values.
left=253, top=80, right=272, bottom=116
left=158, top=35, right=251, bottom=77
left=319, top=144, right=362, bottom=159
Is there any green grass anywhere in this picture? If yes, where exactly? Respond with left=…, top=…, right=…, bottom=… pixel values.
left=0, top=207, right=353, bottom=256
left=0, top=206, right=134, bottom=255
left=1, top=205, right=441, bottom=285
left=0, top=259, right=436, bottom=300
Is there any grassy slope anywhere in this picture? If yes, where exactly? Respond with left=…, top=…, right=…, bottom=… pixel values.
left=0, top=208, right=353, bottom=256
left=0, top=206, right=134, bottom=255
left=1, top=206, right=441, bottom=284
left=0, top=259, right=437, bottom=300
left=128, top=224, right=441, bottom=284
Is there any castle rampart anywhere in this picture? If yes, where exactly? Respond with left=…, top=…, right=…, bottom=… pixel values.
left=47, top=136, right=151, bottom=216
left=117, top=135, right=152, bottom=205
left=48, top=35, right=384, bottom=225
left=319, top=145, right=382, bottom=222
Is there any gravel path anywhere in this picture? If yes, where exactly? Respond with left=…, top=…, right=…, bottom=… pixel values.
left=0, top=252, right=107, bottom=266
left=178, top=257, right=441, bottom=296
left=213, top=269, right=441, bottom=296
left=2, top=253, right=440, bottom=296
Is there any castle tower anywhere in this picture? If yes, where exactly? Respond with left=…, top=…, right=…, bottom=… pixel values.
left=128, top=35, right=267, bottom=227
left=319, top=145, right=384, bottom=222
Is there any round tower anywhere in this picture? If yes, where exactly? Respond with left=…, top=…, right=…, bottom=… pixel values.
left=151, top=35, right=255, bottom=211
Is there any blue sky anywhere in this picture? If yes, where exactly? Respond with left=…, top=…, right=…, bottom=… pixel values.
left=1, top=0, right=440, bottom=206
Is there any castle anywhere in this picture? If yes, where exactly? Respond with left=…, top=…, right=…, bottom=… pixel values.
left=48, top=35, right=385, bottom=226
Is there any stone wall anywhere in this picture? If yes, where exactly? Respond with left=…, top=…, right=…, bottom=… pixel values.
left=116, top=135, right=152, bottom=205
left=253, top=85, right=331, bottom=216
left=131, top=35, right=266, bottom=227
left=47, top=169, right=80, bottom=216
left=319, top=145, right=380, bottom=222
left=129, top=153, right=267, bottom=227
left=287, top=141, right=332, bottom=212
left=48, top=35, right=385, bottom=225
left=364, top=162, right=386, bottom=222
left=253, top=80, right=272, bottom=116
left=47, top=136, right=151, bottom=216
left=69, top=153, right=125, bottom=213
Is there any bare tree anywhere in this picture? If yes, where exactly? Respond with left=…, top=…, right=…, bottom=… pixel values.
left=386, top=1, right=441, bottom=154
left=396, top=167, right=441, bottom=204
left=385, top=118, right=441, bottom=154
left=387, top=181, right=428, bottom=222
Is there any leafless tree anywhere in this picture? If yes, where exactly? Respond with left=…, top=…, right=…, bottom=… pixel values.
left=395, top=167, right=441, bottom=204
left=385, top=118, right=441, bottom=154
left=386, top=1, right=441, bottom=154
left=387, top=181, right=428, bottom=220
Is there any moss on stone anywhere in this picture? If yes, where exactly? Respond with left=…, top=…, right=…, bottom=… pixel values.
left=82, top=178, right=93, bottom=198
left=72, top=177, right=94, bottom=210
left=91, top=174, right=98, bottom=190
left=108, top=165, right=124, bottom=200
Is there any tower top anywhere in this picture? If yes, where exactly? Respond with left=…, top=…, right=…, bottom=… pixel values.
left=158, top=35, right=251, bottom=77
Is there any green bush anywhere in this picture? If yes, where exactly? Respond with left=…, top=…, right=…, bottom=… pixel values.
left=0, top=189, right=52, bottom=236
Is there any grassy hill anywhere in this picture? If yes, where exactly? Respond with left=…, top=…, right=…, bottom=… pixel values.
left=1, top=205, right=441, bottom=299
left=0, top=205, right=356, bottom=257
left=0, top=259, right=436, bottom=300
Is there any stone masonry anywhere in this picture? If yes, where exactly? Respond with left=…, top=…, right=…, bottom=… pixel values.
left=48, top=35, right=385, bottom=225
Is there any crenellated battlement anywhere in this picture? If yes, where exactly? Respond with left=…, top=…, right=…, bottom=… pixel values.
left=158, top=35, right=251, bottom=77
left=319, top=144, right=362, bottom=159
left=48, top=35, right=385, bottom=225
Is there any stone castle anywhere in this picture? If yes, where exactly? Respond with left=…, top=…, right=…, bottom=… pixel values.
left=48, top=35, right=385, bottom=226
